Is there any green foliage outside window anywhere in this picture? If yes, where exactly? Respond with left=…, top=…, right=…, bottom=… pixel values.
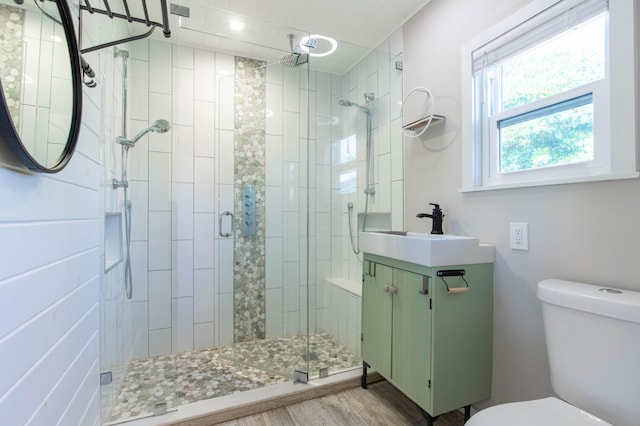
left=496, top=16, right=604, bottom=173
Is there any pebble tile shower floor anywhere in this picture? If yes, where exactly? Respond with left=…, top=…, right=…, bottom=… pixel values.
left=108, top=333, right=359, bottom=422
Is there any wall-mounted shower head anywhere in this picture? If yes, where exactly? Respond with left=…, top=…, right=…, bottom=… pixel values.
left=339, top=99, right=369, bottom=114
left=339, top=92, right=376, bottom=114
left=150, top=119, right=171, bottom=134
left=118, top=119, right=171, bottom=147
left=130, top=119, right=171, bottom=144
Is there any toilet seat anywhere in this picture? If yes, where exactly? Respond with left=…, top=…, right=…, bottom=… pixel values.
left=466, top=397, right=612, bottom=426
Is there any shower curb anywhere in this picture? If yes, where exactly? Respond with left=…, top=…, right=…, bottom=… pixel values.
left=164, top=372, right=384, bottom=426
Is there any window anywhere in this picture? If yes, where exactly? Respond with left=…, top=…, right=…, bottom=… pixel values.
left=461, top=0, right=639, bottom=190
left=337, top=134, right=357, bottom=194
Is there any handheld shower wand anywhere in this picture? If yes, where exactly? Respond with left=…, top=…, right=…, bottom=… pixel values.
left=113, top=118, right=171, bottom=299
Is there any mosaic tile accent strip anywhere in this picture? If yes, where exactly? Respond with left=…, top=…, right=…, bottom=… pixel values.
left=233, top=56, right=267, bottom=343
left=108, top=333, right=359, bottom=423
left=0, top=4, right=24, bottom=123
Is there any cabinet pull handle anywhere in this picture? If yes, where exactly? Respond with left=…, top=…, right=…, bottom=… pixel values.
left=365, top=262, right=377, bottom=277
left=384, top=285, right=390, bottom=293
left=419, top=276, right=430, bottom=295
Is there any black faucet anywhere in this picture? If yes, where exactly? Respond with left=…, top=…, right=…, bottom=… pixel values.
left=416, top=203, right=444, bottom=234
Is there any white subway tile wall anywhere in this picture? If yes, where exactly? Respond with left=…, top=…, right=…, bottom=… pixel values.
left=118, top=29, right=403, bottom=388
left=318, top=29, right=405, bottom=345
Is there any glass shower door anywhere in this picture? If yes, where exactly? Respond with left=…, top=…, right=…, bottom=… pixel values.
left=214, top=57, right=311, bottom=382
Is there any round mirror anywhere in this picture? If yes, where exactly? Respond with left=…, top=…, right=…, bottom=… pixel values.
left=0, top=0, right=82, bottom=173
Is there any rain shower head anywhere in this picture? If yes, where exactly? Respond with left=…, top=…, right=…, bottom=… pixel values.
left=280, top=33, right=309, bottom=68
left=118, top=119, right=171, bottom=147
left=280, top=52, right=309, bottom=67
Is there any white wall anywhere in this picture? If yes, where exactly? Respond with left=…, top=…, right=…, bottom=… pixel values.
left=0, top=18, right=103, bottom=426
left=402, top=0, right=640, bottom=407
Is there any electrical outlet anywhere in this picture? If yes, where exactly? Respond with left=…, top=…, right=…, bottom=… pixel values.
left=510, top=222, right=529, bottom=250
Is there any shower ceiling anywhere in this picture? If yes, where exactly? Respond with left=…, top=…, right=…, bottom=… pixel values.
left=96, top=0, right=431, bottom=74
left=184, top=0, right=431, bottom=49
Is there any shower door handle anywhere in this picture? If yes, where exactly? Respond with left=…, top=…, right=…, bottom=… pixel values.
left=219, top=211, right=234, bottom=238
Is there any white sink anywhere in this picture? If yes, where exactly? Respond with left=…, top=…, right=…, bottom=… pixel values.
left=359, top=231, right=494, bottom=267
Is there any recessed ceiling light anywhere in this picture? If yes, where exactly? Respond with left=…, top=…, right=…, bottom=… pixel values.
left=300, top=34, right=337, bottom=57
left=230, top=20, right=244, bottom=31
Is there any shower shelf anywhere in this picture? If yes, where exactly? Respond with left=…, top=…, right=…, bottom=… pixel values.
left=402, top=114, right=446, bottom=131
left=79, top=0, right=171, bottom=54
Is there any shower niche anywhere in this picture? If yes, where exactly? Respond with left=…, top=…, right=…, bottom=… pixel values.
left=104, top=213, right=123, bottom=273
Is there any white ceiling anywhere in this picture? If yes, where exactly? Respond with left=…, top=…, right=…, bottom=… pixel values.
left=184, top=0, right=430, bottom=50
left=81, top=0, right=430, bottom=74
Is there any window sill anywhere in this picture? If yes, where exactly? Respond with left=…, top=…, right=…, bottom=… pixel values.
left=459, top=171, right=640, bottom=193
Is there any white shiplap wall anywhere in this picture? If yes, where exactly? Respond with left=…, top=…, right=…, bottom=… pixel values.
left=0, top=88, right=103, bottom=425
left=0, top=5, right=104, bottom=425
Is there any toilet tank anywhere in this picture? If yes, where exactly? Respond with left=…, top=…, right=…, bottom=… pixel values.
left=537, top=279, right=640, bottom=426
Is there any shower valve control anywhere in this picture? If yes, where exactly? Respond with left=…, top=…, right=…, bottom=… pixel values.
left=242, top=185, right=257, bottom=237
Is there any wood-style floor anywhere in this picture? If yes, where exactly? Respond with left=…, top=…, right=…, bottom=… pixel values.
left=219, top=381, right=465, bottom=426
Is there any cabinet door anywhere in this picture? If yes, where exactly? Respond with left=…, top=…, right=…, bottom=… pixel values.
left=431, top=264, right=493, bottom=414
left=391, top=269, right=432, bottom=410
left=361, top=261, right=393, bottom=378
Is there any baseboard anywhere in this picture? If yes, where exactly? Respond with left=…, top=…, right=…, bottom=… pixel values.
left=165, top=372, right=384, bottom=426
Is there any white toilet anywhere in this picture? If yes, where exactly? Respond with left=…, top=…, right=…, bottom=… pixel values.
left=467, top=279, right=640, bottom=426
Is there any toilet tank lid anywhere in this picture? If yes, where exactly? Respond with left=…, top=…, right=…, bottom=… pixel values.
left=537, top=279, right=640, bottom=324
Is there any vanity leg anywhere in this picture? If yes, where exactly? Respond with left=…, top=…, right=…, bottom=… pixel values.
left=418, top=405, right=439, bottom=425
left=464, top=405, right=471, bottom=423
left=361, top=361, right=369, bottom=389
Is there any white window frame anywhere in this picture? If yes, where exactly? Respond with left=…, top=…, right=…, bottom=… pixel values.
left=461, top=0, right=639, bottom=191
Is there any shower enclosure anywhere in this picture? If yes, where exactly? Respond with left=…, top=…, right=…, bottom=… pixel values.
left=99, top=2, right=405, bottom=423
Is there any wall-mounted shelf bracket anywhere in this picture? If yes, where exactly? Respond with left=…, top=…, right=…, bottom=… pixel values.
left=402, top=114, right=446, bottom=131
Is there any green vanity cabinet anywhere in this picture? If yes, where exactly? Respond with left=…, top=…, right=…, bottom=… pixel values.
left=361, top=253, right=493, bottom=422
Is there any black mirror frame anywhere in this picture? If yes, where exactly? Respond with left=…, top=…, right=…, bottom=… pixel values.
left=0, top=0, right=82, bottom=173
